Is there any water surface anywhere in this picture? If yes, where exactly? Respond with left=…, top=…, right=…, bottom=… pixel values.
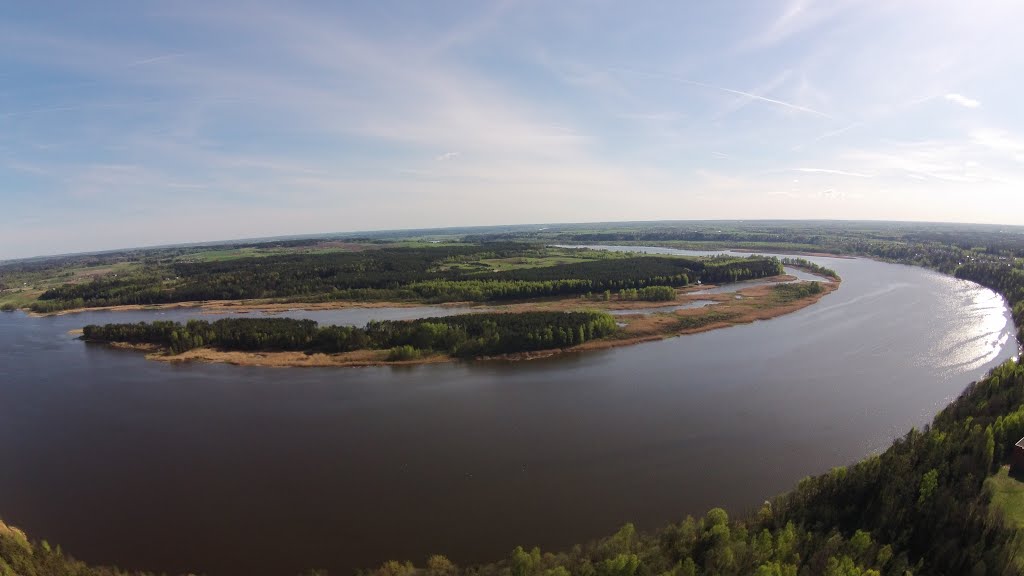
left=0, top=253, right=1016, bottom=576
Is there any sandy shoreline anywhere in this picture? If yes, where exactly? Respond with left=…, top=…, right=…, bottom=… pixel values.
left=81, top=278, right=839, bottom=368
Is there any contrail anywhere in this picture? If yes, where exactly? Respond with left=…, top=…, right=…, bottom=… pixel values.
left=610, top=67, right=833, bottom=119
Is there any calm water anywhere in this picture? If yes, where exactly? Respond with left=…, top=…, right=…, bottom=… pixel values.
left=0, top=252, right=1017, bottom=576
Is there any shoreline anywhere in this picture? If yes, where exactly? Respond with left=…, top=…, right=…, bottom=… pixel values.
left=84, top=279, right=839, bottom=368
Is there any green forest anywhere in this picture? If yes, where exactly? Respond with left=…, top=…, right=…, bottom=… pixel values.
left=82, top=312, right=620, bottom=358
left=778, top=258, right=840, bottom=281
left=26, top=244, right=783, bottom=312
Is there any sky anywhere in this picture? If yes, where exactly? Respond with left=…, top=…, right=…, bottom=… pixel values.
left=3, top=0, right=1024, bottom=259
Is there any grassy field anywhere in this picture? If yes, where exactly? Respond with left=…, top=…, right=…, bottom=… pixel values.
left=987, top=466, right=1024, bottom=527
left=432, top=246, right=629, bottom=274
left=473, top=254, right=602, bottom=271
left=177, top=247, right=284, bottom=262
left=0, top=261, right=139, bottom=308
left=0, top=241, right=382, bottom=308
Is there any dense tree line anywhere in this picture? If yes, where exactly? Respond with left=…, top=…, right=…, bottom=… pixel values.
left=617, top=286, right=677, bottom=301
left=34, top=244, right=782, bottom=311
left=779, top=258, right=840, bottom=281
left=83, top=312, right=620, bottom=358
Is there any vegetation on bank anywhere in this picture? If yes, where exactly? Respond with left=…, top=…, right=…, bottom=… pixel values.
left=83, top=312, right=620, bottom=358
left=1, top=518, right=150, bottom=576
left=770, top=282, right=824, bottom=302
left=23, top=244, right=783, bottom=313
left=612, top=286, right=676, bottom=301
left=779, top=258, right=840, bottom=281
left=987, top=467, right=1024, bottom=529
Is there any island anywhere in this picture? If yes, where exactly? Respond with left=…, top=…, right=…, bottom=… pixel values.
left=79, top=278, right=837, bottom=368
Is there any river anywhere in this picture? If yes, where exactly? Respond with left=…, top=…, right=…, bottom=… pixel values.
left=0, top=250, right=1016, bottom=576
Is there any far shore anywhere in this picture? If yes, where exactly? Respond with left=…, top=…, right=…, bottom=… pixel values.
left=82, top=277, right=839, bottom=369
left=30, top=273, right=810, bottom=318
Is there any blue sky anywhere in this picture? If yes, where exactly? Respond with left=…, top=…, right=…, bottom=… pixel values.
left=3, top=1, right=1024, bottom=259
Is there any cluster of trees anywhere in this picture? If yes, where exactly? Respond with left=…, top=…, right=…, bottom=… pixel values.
left=405, top=279, right=599, bottom=302
left=771, top=282, right=824, bottom=302
left=30, top=272, right=169, bottom=312
left=83, top=312, right=620, bottom=358
left=780, top=258, right=840, bottom=280
left=701, top=259, right=784, bottom=284
left=34, top=244, right=783, bottom=311
left=615, top=286, right=677, bottom=301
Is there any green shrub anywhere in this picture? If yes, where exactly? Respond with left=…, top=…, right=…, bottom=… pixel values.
left=387, top=345, right=422, bottom=361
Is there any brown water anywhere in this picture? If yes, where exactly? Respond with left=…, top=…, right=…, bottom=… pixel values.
left=0, top=253, right=1017, bottom=576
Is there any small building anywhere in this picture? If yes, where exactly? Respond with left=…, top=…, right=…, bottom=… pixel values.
left=1012, top=437, right=1024, bottom=477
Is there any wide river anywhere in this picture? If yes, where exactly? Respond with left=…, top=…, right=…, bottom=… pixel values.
left=0, top=249, right=1018, bottom=576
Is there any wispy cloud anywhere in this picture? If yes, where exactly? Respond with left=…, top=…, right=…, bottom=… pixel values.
left=970, top=130, right=1024, bottom=162
left=610, top=67, right=833, bottom=118
left=0, top=105, right=92, bottom=119
left=617, top=112, right=683, bottom=123
left=712, top=69, right=793, bottom=119
left=745, top=0, right=862, bottom=49
left=792, top=122, right=862, bottom=151
left=794, top=167, right=873, bottom=178
left=3, top=0, right=1024, bottom=258
left=944, top=93, right=980, bottom=108
left=841, top=138, right=1022, bottom=185
left=128, top=53, right=185, bottom=67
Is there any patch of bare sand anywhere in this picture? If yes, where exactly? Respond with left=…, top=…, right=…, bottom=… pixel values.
left=148, top=347, right=449, bottom=368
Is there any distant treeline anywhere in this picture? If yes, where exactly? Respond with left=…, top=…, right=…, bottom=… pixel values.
left=34, top=244, right=783, bottom=311
left=82, top=312, right=619, bottom=358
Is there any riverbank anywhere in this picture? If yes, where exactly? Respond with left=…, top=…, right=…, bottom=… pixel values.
left=91, top=278, right=838, bottom=368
